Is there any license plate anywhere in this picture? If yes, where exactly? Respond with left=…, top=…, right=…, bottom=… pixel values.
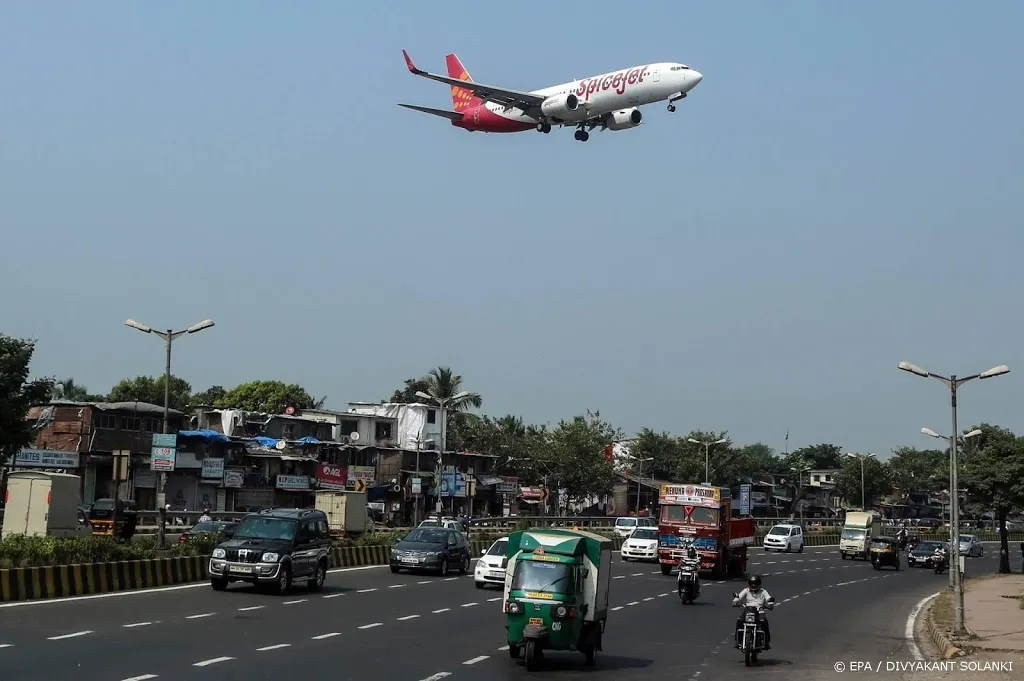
left=228, top=565, right=252, bottom=574
left=529, top=618, right=544, bottom=626
left=490, top=571, right=505, bottom=578
left=403, top=558, right=420, bottom=564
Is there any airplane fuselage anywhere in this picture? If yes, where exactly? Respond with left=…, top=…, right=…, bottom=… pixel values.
left=454, top=62, right=702, bottom=133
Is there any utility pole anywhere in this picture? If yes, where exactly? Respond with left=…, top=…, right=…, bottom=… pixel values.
left=688, top=437, right=727, bottom=484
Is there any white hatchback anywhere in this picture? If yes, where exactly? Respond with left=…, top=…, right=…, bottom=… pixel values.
left=762, top=523, right=804, bottom=552
left=474, top=536, right=509, bottom=589
left=621, top=527, right=659, bottom=562
left=614, top=516, right=656, bottom=538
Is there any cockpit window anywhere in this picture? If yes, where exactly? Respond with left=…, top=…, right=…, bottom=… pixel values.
left=671, top=65, right=690, bottom=71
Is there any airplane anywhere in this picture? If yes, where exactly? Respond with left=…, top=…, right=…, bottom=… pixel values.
left=398, top=50, right=703, bottom=142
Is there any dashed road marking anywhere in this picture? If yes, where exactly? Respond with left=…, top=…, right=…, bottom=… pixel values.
left=282, top=599, right=306, bottom=605
left=185, top=613, right=214, bottom=619
left=433, top=608, right=450, bottom=614
left=322, top=593, right=344, bottom=599
left=627, top=601, right=640, bottom=606
left=358, top=623, right=383, bottom=630
left=498, top=645, right=510, bottom=651
left=256, top=644, right=291, bottom=651
left=631, top=572, right=644, bottom=577
left=0, top=644, right=12, bottom=649
left=47, top=631, right=93, bottom=640
left=643, top=597, right=654, bottom=601
left=121, top=675, right=158, bottom=681
left=487, top=597, right=502, bottom=602
left=193, top=657, right=234, bottom=667
left=463, top=656, right=489, bottom=665
left=444, top=577, right=459, bottom=582
left=389, top=584, right=406, bottom=589
left=420, top=674, right=451, bottom=681
left=461, top=602, right=478, bottom=608
left=312, top=632, right=341, bottom=640
left=613, top=575, right=626, bottom=579
left=611, top=606, right=624, bottom=611
left=357, top=588, right=377, bottom=593
left=123, top=621, right=154, bottom=628
left=238, top=605, right=265, bottom=611
left=398, top=615, right=420, bottom=621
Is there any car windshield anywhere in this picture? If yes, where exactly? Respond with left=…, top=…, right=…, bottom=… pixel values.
left=512, top=560, right=575, bottom=594
left=915, top=542, right=942, bottom=553
left=768, top=526, right=790, bottom=536
left=960, top=535, right=975, bottom=543
left=617, top=518, right=637, bottom=527
left=631, top=529, right=658, bottom=540
left=403, top=529, right=449, bottom=544
left=233, top=517, right=296, bottom=541
left=841, top=528, right=866, bottom=540
left=486, top=540, right=509, bottom=556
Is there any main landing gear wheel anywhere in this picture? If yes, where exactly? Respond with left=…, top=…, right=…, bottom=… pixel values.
left=536, top=122, right=551, bottom=133
left=573, top=129, right=590, bottom=142
left=667, top=104, right=677, bottom=112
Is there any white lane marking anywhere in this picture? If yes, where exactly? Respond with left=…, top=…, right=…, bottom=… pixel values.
left=631, top=572, right=644, bottom=576
left=358, top=622, right=383, bottom=629
left=0, top=564, right=384, bottom=609
left=463, top=656, right=489, bottom=665
left=389, top=584, right=406, bottom=589
left=418, top=580, right=433, bottom=585
left=420, top=674, right=451, bottom=681
left=185, top=613, right=215, bottom=619
left=0, top=644, right=13, bottom=649
left=238, top=605, right=265, bottom=611
left=907, top=592, right=940, bottom=661
left=461, top=602, right=478, bottom=608
left=650, top=571, right=661, bottom=574
left=498, top=645, right=510, bottom=651
left=487, top=597, right=502, bottom=602
left=433, top=608, right=450, bottom=614
left=282, top=599, right=306, bottom=605
left=123, top=621, right=155, bottom=628
left=322, top=593, right=344, bottom=599
left=47, top=630, right=93, bottom=640
left=626, top=601, right=639, bottom=606
left=121, top=676, right=158, bottom=681
left=193, top=656, right=234, bottom=667
left=256, top=643, right=291, bottom=651
left=398, top=615, right=420, bottom=621
left=613, top=575, right=626, bottom=580
left=312, top=632, right=341, bottom=640
left=643, top=597, right=654, bottom=602
left=611, top=606, right=624, bottom=611
left=444, top=577, right=458, bottom=582
left=357, top=588, right=377, bottom=593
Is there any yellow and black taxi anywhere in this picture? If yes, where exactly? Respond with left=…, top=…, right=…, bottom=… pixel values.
left=869, top=536, right=900, bottom=570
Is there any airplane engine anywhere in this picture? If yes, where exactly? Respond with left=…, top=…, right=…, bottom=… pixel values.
left=604, top=108, right=643, bottom=131
left=540, top=93, right=580, bottom=120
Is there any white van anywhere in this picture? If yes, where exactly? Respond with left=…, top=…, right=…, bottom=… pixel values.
left=614, top=516, right=655, bottom=538
left=840, top=511, right=880, bottom=560
left=762, top=523, right=804, bottom=552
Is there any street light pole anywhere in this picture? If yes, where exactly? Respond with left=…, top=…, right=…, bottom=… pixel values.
left=416, top=390, right=471, bottom=515
left=624, top=454, right=653, bottom=514
left=844, top=453, right=875, bottom=509
left=688, top=437, right=728, bottom=485
left=899, top=361, right=1010, bottom=635
left=125, top=318, right=214, bottom=517
left=791, top=466, right=809, bottom=527
left=922, top=427, right=983, bottom=590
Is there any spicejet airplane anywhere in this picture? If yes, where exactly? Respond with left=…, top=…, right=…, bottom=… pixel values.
left=398, top=51, right=703, bottom=142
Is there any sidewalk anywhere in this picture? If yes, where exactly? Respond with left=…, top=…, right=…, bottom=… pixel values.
left=967, top=574, right=1024, bottom=652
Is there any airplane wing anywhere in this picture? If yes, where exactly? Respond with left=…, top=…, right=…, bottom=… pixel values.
left=402, top=50, right=547, bottom=109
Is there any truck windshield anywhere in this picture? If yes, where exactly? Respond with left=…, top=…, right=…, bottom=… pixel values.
left=660, top=506, right=718, bottom=526
left=512, top=561, right=575, bottom=594
left=841, top=528, right=866, bottom=541
left=234, top=517, right=297, bottom=541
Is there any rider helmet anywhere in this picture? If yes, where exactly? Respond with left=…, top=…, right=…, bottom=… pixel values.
left=687, top=546, right=697, bottom=559
left=748, top=574, right=762, bottom=592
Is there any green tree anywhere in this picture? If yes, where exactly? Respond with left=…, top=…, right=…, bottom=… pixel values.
left=960, top=424, right=1024, bottom=573
left=108, top=375, right=192, bottom=411
left=835, top=456, right=890, bottom=508
left=543, top=411, right=622, bottom=509
left=216, top=380, right=315, bottom=413
left=627, top=428, right=689, bottom=482
left=452, top=414, right=548, bottom=482
left=887, top=446, right=946, bottom=498
left=51, top=377, right=104, bottom=402
left=0, top=335, right=54, bottom=466
left=388, top=378, right=432, bottom=403
left=191, top=385, right=227, bottom=406
left=784, top=443, right=844, bottom=470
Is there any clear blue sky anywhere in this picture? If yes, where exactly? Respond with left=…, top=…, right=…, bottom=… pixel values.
left=2, top=2, right=1022, bottom=458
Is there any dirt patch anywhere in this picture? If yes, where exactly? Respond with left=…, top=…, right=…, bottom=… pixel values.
left=932, top=590, right=954, bottom=633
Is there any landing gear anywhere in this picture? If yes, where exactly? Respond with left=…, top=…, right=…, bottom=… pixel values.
left=667, top=91, right=687, bottom=112
left=536, top=122, right=551, bottom=134
left=667, top=104, right=676, bottom=112
left=573, top=128, right=590, bottom=142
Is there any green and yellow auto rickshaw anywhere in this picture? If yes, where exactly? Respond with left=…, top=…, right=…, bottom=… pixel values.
left=503, top=528, right=613, bottom=671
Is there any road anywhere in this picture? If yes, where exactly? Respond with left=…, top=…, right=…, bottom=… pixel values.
left=0, top=545, right=1009, bottom=681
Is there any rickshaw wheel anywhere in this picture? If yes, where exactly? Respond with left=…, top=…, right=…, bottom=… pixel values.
left=508, top=644, right=520, bottom=659
left=583, top=642, right=597, bottom=667
left=525, top=640, right=539, bottom=671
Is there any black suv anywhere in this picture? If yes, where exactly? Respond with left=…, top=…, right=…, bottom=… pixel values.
left=209, top=508, right=332, bottom=594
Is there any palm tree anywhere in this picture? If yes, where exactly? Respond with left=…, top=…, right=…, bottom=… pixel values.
left=421, top=367, right=482, bottom=412
left=313, top=395, right=328, bottom=409
left=495, top=415, right=526, bottom=437
left=52, top=378, right=90, bottom=401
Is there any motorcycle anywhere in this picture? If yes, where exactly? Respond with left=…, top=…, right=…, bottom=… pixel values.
left=933, top=553, right=947, bottom=574
left=677, top=567, right=700, bottom=604
left=734, top=594, right=773, bottom=666
left=896, top=535, right=908, bottom=551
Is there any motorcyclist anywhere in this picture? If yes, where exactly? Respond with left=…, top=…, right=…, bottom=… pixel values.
left=933, top=543, right=948, bottom=568
left=678, top=546, right=701, bottom=593
left=733, top=575, right=774, bottom=649
left=896, top=526, right=908, bottom=548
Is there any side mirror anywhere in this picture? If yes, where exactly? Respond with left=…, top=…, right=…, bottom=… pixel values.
left=732, top=592, right=738, bottom=598
left=393, top=535, right=402, bottom=544
left=480, top=548, right=487, bottom=555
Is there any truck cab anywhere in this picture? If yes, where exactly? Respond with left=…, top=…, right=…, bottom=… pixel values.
left=656, top=484, right=753, bottom=579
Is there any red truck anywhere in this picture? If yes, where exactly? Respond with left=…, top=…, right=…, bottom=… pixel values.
left=656, top=483, right=755, bottom=579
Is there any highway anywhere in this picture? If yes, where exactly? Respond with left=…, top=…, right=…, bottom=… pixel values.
left=0, top=545, right=1009, bottom=681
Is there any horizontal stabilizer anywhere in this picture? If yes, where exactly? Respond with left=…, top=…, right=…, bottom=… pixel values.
left=398, top=103, right=462, bottom=120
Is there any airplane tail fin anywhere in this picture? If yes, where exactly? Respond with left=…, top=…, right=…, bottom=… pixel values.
left=446, top=53, right=482, bottom=112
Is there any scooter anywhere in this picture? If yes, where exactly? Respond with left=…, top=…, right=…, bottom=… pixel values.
left=677, top=567, right=700, bottom=604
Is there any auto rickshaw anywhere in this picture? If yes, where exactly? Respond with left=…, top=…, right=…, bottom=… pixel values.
left=869, top=536, right=900, bottom=570
left=504, top=528, right=612, bottom=671
left=88, top=498, right=138, bottom=543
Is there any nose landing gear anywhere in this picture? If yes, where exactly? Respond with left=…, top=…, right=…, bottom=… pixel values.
left=667, top=92, right=687, bottom=112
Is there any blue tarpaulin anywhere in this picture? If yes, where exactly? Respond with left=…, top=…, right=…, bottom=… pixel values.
left=294, top=436, right=321, bottom=445
left=177, top=429, right=231, bottom=444
left=253, top=436, right=280, bottom=448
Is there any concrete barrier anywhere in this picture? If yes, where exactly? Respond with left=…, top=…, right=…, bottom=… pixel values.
left=0, top=556, right=208, bottom=603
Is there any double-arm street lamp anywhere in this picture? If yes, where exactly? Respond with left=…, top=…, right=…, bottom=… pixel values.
left=623, top=453, right=654, bottom=514
left=688, top=437, right=728, bottom=485
left=415, top=390, right=471, bottom=514
left=898, top=360, right=1009, bottom=635
left=844, top=452, right=875, bottom=510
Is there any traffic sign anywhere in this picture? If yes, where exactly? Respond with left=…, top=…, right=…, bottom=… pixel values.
left=352, top=479, right=367, bottom=493
left=411, top=477, right=422, bottom=494
left=539, top=487, right=549, bottom=501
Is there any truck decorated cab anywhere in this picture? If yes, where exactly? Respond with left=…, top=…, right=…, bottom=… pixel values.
left=656, top=483, right=755, bottom=579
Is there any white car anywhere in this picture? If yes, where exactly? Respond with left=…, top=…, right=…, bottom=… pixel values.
left=613, top=516, right=656, bottom=538
left=621, top=527, right=659, bottom=562
left=762, top=523, right=804, bottom=552
left=474, top=536, right=509, bottom=589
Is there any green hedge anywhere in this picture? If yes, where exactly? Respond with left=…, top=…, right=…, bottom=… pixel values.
left=0, top=535, right=213, bottom=568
